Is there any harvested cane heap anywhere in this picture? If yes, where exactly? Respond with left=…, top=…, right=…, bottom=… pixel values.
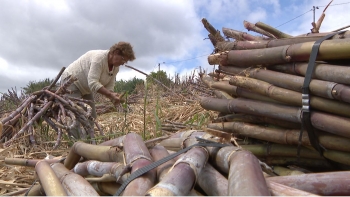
left=2, top=15, right=350, bottom=196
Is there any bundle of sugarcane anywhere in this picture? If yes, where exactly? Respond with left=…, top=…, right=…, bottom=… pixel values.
left=5, top=130, right=350, bottom=196
left=199, top=13, right=350, bottom=171
left=0, top=67, right=104, bottom=149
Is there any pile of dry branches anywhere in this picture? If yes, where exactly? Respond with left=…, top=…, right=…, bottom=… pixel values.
left=0, top=68, right=106, bottom=149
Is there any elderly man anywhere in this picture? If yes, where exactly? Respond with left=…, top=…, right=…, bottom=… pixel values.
left=61, top=41, right=136, bottom=139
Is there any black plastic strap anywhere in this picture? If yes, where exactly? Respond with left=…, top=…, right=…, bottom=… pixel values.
left=114, top=137, right=229, bottom=196
left=298, top=31, right=346, bottom=156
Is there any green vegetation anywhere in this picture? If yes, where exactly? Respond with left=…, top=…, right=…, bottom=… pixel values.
left=146, top=70, right=173, bottom=88
left=22, top=78, right=54, bottom=94
left=114, top=77, right=144, bottom=93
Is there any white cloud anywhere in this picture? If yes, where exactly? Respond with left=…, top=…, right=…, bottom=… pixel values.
left=247, top=8, right=267, bottom=23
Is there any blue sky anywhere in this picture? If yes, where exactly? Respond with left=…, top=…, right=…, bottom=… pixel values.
left=0, top=0, right=349, bottom=93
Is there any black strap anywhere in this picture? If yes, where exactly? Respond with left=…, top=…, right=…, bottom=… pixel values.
left=114, top=137, right=229, bottom=196
left=298, top=31, right=346, bottom=156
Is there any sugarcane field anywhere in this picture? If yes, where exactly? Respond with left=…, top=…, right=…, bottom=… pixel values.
left=2, top=1, right=350, bottom=196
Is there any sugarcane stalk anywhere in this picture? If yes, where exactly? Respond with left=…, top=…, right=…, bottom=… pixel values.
left=27, top=103, right=36, bottom=144
left=207, top=121, right=350, bottom=152
left=255, top=21, right=292, bottom=38
left=312, top=0, right=333, bottom=33
left=66, top=97, right=92, bottom=120
left=210, top=38, right=350, bottom=66
left=169, top=130, right=206, bottom=139
left=197, top=162, right=228, bottom=196
left=26, top=184, right=45, bottom=196
left=54, top=75, right=77, bottom=96
left=73, top=160, right=128, bottom=183
left=230, top=75, right=350, bottom=117
left=144, top=135, right=170, bottom=149
left=35, top=161, right=67, bottom=196
left=202, top=74, right=282, bottom=104
left=98, top=135, right=125, bottom=146
left=0, top=95, right=36, bottom=124
left=267, top=181, right=319, bottom=196
left=64, top=95, right=94, bottom=105
left=216, top=31, right=350, bottom=51
left=64, top=141, right=124, bottom=170
left=5, top=157, right=61, bottom=167
left=91, top=182, right=120, bottom=196
left=146, top=146, right=208, bottom=196
left=204, top=128, right=231, bottom=144
left=65, top=110, right=77, bottom=137
left=267, top=171, right=350, bottom=195
left=212, top=113, right=301, bottom=129
left=213, top=90, right=234, bottom=99
left=51, top=162, right=99, bottom=196
left=241, top=144, right=322, bottom=159
left=4, top=101, right=53, bottom=146
left=263, top=156, right=333, bottom=170
left=197, top=144, right=266, bottom=195
left=208, top=33, right=219, bottom=47
left=42, top=116, right=61, bottom=147
left=122, top=132, right=156, bottom=196
left=149, top=145, right=176, bottom=181
left=271, top=61, right=350, bottom=85
left=222, top=27, right=266, bottom=41
left=220, top=66, right=350, bottom=103
left=1, top=113, right=21, bottom=139
left=272, top=166, right=305, bottom=176
left=201, top=96, right=350, bottom=138
left=162, top=124, right=186, bottom=129
left=243, top=20, right=276, bottom=38
left=323, top=150, right=350, bottom=166
left=202, top=18, right=225, bottom=43
left=216, top=146, right=270, bottom=196
left=53, top=111, right=63, bottom=150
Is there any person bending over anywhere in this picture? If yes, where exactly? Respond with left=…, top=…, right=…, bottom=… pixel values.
left=61, top=41, right=135, bottom=138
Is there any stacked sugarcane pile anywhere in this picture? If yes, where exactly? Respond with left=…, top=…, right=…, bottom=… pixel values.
left=199, top=14, right=350, bottom=173
left=0, top=68, right=105, bottom=149
left=7, top=131, right=349, bottom=196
